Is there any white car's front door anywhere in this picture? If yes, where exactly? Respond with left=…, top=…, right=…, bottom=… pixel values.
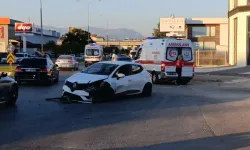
left=109, top=64, right=132, bottom=95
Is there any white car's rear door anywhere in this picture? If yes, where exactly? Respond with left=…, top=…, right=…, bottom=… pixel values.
left=129, top=64, right=145, bottom=93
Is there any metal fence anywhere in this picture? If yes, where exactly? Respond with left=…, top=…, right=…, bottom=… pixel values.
left=195, top=50, right=228, bottom=67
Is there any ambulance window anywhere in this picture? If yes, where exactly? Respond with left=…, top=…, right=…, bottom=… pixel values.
left=181, top=48, right=192, bottom=61
left=166, top=48, right=178, bottom=61
left=85, top=49, right=100, bottom=56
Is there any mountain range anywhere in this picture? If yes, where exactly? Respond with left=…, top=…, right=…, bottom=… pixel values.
left=44, top=26, right=145, bottom=40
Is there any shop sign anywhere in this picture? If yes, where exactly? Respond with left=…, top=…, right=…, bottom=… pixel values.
left=15, top=23, right=33, bottom=33
left=160, top=18, right=185, bottom=32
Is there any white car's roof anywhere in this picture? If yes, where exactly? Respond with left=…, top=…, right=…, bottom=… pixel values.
left=98, top=61, right=138, bottom=66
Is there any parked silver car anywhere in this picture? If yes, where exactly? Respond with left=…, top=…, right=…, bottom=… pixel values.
left=55, top=55, right=79, bottom=70
left=0, top=72, right=18, bottom=105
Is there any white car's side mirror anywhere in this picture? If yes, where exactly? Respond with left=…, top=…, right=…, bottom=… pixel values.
left=117, top=73, right=125, bottom=78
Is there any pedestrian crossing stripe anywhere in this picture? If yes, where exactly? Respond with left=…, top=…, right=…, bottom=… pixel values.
left=7, top=53, right=15, bottom=64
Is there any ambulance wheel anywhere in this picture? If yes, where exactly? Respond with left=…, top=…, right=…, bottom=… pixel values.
left=152, top=73, right=159, bottom=84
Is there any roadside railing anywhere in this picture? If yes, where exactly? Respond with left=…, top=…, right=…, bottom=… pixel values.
left=195, top=50, right=228, bottom=67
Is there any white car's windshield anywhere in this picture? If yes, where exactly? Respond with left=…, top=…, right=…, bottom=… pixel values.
left=81, top=63, right=118, bottom=75
left=85, top=49, right=100, bottom=56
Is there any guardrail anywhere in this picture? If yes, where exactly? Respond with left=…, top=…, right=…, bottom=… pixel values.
left=96, top=41, right=143, bottom=46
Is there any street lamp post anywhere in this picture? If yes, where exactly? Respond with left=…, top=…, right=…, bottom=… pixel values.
left=106, top=20, right=109, bottom=46
left=87, top=3, right=90, bottom=44
left=40, top=0, right=44, bottom=54
left=87, top=0, right=102, bottom=44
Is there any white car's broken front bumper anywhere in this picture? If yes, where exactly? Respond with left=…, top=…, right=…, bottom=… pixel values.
left=62, top=85, right=92, bottom=101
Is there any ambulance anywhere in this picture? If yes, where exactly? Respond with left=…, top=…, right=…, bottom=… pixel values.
left=134, top=37, right=195, bottom=84
left=84, top=43, right=103, bottom=67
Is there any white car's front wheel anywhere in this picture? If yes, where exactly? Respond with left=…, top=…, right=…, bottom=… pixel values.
left=89, top=82, right=115, bottom=103
left=142, top=83, right=152, bottom=97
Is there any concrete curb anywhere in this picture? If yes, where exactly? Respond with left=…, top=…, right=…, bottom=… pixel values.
left=192, top=74, right=248, bottom=83
left=223, top=79, right=250, bottom=84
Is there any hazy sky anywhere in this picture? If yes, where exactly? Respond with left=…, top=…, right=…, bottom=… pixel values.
left=0, top=0, right=228, bottom=36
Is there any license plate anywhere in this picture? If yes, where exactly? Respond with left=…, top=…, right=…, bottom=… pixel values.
left=26, top=69, right=36, bottom=72
left=88, top=61, right=92, bottom=63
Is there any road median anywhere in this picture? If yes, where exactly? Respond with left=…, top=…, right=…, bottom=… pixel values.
left=0, top=65, right=16, bottom=76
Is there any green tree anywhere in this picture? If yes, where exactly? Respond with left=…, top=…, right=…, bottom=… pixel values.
left=152, top=22, right=166, bottom=37
left=60, top=28, right=93, bottom=54
left=44, top=41, right=57, bottom=51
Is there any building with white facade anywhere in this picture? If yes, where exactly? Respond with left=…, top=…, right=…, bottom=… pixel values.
left=228, top=0, right=250, bottom=66
left=160, top=17, right=229, bottom=51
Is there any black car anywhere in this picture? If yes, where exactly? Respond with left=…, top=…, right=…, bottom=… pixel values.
left=14, top=57, right=59, bottom=85
left=0, top=72, right=18, bottom=105
left=115, top=55, right=132, bottom=62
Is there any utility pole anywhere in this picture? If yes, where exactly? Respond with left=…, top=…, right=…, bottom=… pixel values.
left=87, top=0, right=102, bottom=44
left=40, top=0, right=44, bottom=54
left=106, top=20, right=109, bottom=46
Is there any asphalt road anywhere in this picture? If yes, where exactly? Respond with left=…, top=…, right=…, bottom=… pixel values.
left=1, top=70, right=250, bottom=150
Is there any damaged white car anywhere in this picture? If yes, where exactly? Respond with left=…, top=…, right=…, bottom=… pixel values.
left=62, top=61, right=152, bottom=102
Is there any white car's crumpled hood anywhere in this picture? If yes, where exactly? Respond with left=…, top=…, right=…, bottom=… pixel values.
left=66, top=72, right=108, bottom=84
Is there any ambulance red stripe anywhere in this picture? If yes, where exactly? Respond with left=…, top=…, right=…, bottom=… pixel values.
left=135, top=60, right=194, bottom=66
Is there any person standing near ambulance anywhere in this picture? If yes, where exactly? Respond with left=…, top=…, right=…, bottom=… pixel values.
left=112, top=49, right=117, bottom=61
left=176, top=55, right=184, bottom=86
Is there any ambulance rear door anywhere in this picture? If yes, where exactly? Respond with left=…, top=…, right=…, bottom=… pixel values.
left=165, top=40, right=194, bottom=77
